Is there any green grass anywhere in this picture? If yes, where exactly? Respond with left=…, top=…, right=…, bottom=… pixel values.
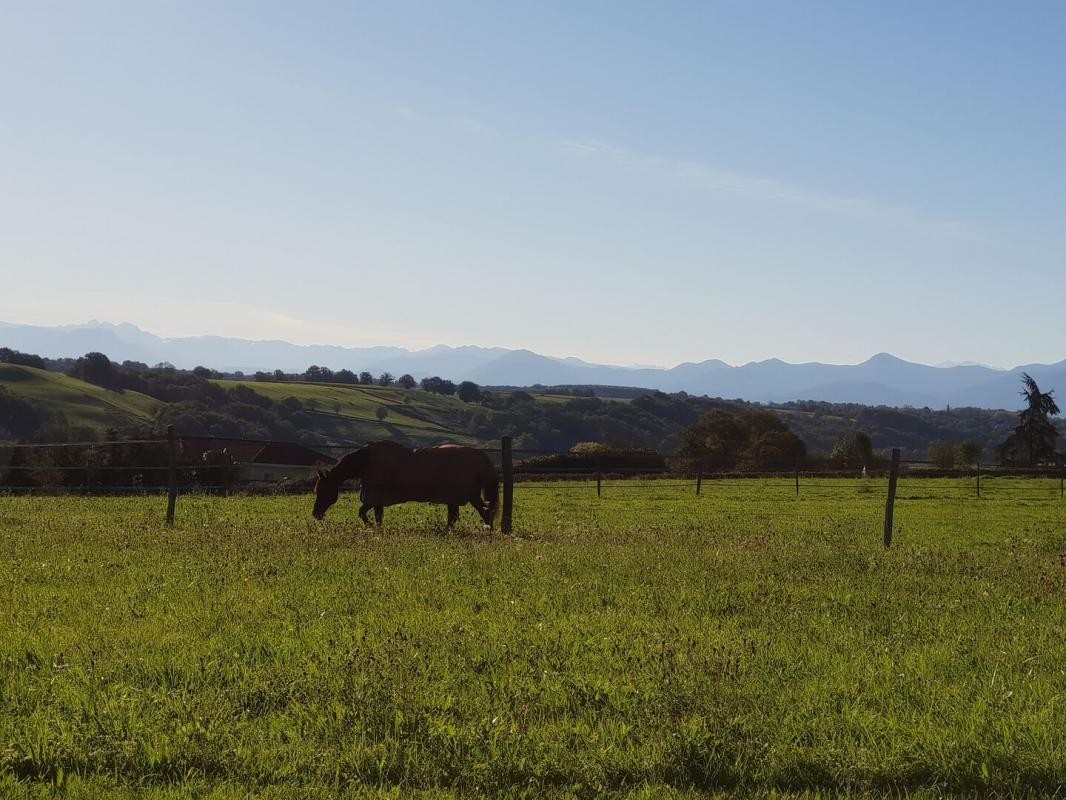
left=1, top=481, right=1064, bottom=798
left=0, top=364, right=161, bottom=432
left=214, top=380, right=478, bottom=445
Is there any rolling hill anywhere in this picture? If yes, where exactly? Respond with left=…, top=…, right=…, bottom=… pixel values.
left=2, top=362, right=1060, bottom=461
left=212, top=379, right=478, bottom=446
left=0, top=363, right=161, bottom=432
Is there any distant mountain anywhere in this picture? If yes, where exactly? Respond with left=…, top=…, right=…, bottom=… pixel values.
left=3, top=321, right=1064, bottom=411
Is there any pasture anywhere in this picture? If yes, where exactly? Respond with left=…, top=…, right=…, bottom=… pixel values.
left=1, top=481, right=1064, bottom=798
left=0, top=365, right=160, bottom=432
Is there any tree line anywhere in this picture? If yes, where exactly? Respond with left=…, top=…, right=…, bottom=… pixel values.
left=1, top=347, right=1061, bottom=468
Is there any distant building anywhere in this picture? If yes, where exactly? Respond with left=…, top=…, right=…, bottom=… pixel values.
left=178, top=438, right=334, bottom=488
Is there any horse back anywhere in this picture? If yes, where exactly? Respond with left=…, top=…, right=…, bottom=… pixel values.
left=362, top=443, right=493, bottom=504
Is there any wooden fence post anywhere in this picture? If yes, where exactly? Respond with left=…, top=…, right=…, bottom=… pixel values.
left=976, top=461, right=981, bottom=497
left=500, top=436, right=513, bottom=535
left=695, top=460, right=703, bottom=496
left=166, top=425, right=177, bottom=527
left=883, top=448, right=901, bottom=548
left=596, top=458, right=602, bottom=498
left=86, top=444, right=94, bottom=492
left=1060, top=462, right=1064, bottom=499
left=795, top=462, right=800, bottom=496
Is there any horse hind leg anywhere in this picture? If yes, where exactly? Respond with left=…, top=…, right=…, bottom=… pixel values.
left=374, top=505, right=384, bottom=526
left=468, top=493, right=493, bottom=528
left=446, top=504, right=460, bottom=529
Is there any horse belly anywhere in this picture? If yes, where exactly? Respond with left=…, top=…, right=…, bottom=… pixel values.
left=361, top=483, right=460, bottom=506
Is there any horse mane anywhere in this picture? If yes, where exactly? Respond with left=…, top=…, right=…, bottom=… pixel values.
left=327, top=441, right=409, bottom=483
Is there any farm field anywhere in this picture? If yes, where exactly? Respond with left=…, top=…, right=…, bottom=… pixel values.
left=1, top=481, right=1065, bottom=799
left=213, top=380, right=479, bottom=446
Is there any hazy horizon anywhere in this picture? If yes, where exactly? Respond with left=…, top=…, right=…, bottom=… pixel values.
left=1, top=317, right=1040, bottom=372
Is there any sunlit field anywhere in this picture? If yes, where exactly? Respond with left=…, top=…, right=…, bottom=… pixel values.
left=1, top=480, right=1064, bottom=798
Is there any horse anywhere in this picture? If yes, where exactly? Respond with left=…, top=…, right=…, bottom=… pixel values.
left=311, top=441, right=500, bottom=529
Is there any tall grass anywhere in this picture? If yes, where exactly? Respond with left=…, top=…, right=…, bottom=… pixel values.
left=1, top=482, right=1064, bottom=798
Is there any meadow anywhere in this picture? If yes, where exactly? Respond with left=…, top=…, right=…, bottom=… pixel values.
left=0, top=365, right=160, bottom=431
left=1, top=480, right=1064, bottom=799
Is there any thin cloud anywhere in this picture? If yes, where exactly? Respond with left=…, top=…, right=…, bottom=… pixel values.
left=395, top=105, right=1000, bottom=244
left=558, top=135, right=979, bottom=236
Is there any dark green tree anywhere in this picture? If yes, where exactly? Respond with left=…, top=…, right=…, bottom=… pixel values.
left=927, top=440, right=956, bottom=468
left=69, top=352, right=118, bottom=388
left=457, top=381, right=482, bottom=403
left=831, top=431, right=874, bottom=468
left=955, top=440, right=983, bottom=466
left=999, top=373, right=1060, bottom=465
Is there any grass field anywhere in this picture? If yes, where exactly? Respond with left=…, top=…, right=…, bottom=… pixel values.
left=0, top=364, right=160, bottom=432
left=213, top=380, right=478, bottom=446
left=1, top=481, right=1064, bottom=798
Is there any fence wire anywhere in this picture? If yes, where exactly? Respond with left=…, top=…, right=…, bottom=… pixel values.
left=1, top=437, right=1063, bottom=541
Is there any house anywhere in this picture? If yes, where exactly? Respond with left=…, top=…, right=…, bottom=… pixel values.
left=240, top=442, right=335, bottom=485
left=178, top=437, right=335, bottom=488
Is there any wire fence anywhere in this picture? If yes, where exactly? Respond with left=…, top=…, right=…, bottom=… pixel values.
left=1, top=435, right=1063, bottom=539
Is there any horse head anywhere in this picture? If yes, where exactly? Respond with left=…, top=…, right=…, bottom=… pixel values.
left=312, top=465, right=339, bottom=519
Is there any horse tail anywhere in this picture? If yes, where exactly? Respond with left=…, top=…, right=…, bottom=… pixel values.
left=483, top=462, right=500, bottom=523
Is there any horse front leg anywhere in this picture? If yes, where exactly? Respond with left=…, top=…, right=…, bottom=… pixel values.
left=359, top=503, right=374, bottom=527
left=446, top=504, right=460, bottom=529
left=374, top=505, right=384, bottom=526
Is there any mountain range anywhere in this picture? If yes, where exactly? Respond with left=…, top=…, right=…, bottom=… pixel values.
left=3, top=321, right=1064, bottom=411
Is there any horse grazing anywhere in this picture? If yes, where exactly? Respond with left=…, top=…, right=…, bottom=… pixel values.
left=312, top=441, right=499, bottom=529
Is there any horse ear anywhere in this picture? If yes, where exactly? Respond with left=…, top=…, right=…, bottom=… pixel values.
left=317, top=466, right=327, bottom=479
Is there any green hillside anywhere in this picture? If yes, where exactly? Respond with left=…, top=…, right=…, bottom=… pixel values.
left=0, top=364, right=161, bottom=432
left=213, top=379, right=479, bottom=445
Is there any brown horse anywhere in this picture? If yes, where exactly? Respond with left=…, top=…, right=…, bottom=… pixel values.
left=312, top=441, right=499, bottom=528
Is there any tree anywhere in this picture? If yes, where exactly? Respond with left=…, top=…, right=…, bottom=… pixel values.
left=999, top=373, right=1061, bottom=465
left=0, top=386, right=49, bottom=439
left=420, top=376, right=455, bottom=395
left=955, top=440, right=982, bottom=466
left=69, top=352, right=118, bottom=388
left=378, top=372, right=394, bottom=387
left=743, top=429, right=806, bottom=470
left=273, top=369, right=287, bottom=382
left=335, top=369, right=357, bottom=384
left=304, top=365, right=334, bottom=382
left=397, top=374, right=416, bottom=389
left=457, top=381, right=481, bottom=403
left=359, top=371, right=374, bottom=385
left=0, top=348, right=46, bottom=369
left=676, top=409, right=804, bottom=470
left=831, top=431, right=874, bottom=468
left=375, top=405, right=389, bottom=422
left=927, top=440, right=956, bottom=469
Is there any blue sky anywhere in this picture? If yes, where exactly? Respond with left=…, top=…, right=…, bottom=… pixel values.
left=2, top=1, right=1064, bottom=368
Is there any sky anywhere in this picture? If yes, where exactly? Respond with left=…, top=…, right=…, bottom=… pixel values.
left=1, top=1, right=1064, bottom=369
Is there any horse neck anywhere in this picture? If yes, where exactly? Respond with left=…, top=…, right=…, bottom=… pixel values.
left=330, top=451, right=365, bottom=482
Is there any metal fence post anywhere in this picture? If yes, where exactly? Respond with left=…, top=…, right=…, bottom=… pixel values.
left=795, top=462, right=800, bottom=496
left=596, top=458, right=602, bottom=498
left=166, top=425, right=177, bottom=526
left=500, top=436, right=513, bottom=534
left=883, top=448, right=901, bottom=548
left=976, top=461, right=981, bottom=497
left=695, top=460, right=703, bottom=496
